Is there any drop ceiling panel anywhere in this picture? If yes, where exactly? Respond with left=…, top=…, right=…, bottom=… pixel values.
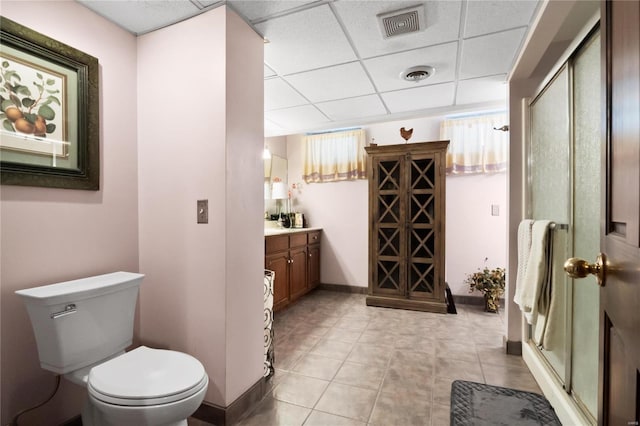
left=363, top=42, right=457, bottom=92
left=228, top=1, right=316, bottom=22
left=381, top=82, right=455, bottom=113
left=456, top=75, right=507, bottom=105
left=285, top=62, right=375, bottom=103
left=459, top=28, right=527, bottom=80
left=77, top=0, right=201, bottom=35
left=255, top=4, right=357, bottom=75
left=334, top=1, right=462, bottom=59
left=265, top=105, right=330, bottom=129
left=464, top=1, right=538, bottom=38
left=316, top=94, right=388, bottom=121
left=265, top=78, right=309, bottom=111
left=265, top=65, right=277, bottom=78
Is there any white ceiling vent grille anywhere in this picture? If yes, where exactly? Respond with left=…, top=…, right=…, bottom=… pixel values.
left=378, top=5, right=425, bottom=39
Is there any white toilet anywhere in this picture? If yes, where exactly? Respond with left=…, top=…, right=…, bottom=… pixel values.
left=16, top=271, right=208, bottom=426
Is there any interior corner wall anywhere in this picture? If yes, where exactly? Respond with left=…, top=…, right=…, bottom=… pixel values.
left=137, top=8, right=228, bottom=406
left=137, top=6, right=264, bottom=408
left=0, top=2, right=139, bottom=424
left=286, top=115, right=507, bottom=295
left=224, top=8, right=265, bottom=405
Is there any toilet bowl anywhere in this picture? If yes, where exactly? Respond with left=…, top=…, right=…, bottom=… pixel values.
left=71, top=346, right=208, bottom=426
left=15, top=272, right=209, bottom=426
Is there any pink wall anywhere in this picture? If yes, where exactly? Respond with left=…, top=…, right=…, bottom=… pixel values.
left=137, top=7, right=264, bottom=407
left=0, top=2, right=139, bottom=424
left=286, top=115, right=507, bottom=295
left=224, top=9, right=265, bottom=405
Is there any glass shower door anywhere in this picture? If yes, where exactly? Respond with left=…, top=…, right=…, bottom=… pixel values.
left=527, top=28, right=600, bottom=422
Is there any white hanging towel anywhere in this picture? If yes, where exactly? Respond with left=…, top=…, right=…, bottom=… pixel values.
left=534, top=228, right=567, bottom=350
left=514, top=220, right=552, bottom=324
left=514, top=219, right=534, bottom=307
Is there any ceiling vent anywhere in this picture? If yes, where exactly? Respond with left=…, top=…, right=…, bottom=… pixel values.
left=378, top=5, right=425, bottom=39
left=401, top=65, right=435, bottom=82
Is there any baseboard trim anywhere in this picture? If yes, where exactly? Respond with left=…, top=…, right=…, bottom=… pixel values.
left=452, top=294, right=506, bottom=307
left=316, top=283, right=367, bottom=294
left=192, top=377, right=265, bottom=426
left=505, top=340, right=522, bottom=356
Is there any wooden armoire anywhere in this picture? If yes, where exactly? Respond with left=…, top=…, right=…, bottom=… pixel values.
left=365, top=141, right=449, bottom=313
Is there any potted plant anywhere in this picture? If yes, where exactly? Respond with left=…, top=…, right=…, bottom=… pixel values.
left=465, top=260, right=506, bottom=313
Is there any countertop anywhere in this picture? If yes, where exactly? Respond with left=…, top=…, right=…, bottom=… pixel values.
left=264, top=226, right=322, bottom=236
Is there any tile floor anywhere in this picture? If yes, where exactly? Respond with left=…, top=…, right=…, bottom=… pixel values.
left=192, top=289, right=541, bottom=426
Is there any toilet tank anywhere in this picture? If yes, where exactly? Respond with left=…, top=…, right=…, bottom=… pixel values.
left=16, top=272, right=144, bottom=374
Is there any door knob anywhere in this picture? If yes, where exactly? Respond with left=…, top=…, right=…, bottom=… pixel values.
left=564, top=253, right=607, bottom=286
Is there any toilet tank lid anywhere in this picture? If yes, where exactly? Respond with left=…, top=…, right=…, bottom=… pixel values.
left=15, top=272, right=144, bottom=306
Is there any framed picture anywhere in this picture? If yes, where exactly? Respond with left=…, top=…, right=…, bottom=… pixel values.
left=0, top=16, right=99, bottom=190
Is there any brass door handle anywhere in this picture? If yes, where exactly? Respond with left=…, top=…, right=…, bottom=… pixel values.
left=564, top=253, right=606, bottom=286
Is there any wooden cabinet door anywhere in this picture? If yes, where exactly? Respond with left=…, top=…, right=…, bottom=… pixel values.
left=266, top=252, right=290, bottom=312
left=370, top=154, right=406, bottom=297
left=289, top=247, right=308, bottom=301
left=406, top=152, right=443, bottom=301
left=308, top=244, right=320, bottom=289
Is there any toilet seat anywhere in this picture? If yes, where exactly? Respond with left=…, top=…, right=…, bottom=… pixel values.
left=88, top=346, right=207, bottom=407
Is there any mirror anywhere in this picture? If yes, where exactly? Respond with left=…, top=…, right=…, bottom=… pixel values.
left=264, top=154, right=287, bottom=217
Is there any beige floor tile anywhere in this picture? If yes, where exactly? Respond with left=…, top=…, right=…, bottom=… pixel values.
left=265, top=370, right=290, bottom=394
left=434, top=341, right=479, bottom=363
left=346, top=342, right=393, bottom=367
left=395, top=335, right=437, bottom=354
left=315, top=382, right=378, bottom=422
left=357, top=329, right=397, bottom=346
left=476, top=346, right=527, bottom=369
left=278, top=333, right=322, bottom=352
left=272, top=374, right=330, bottom=408
left=323, top=327, right=363, bottom=344
left=303, top=410, right=367, bottom=426
left=333, top=361, right=386, bottom=390
left=309, top=338, right=354, bottom=360
left=432, top=376, right=455, bottom=406
left=291, top=353, right=343, bottom=380
left=390, top=349, right=436, bottom=371
left=290, top=324, right=331, bottom=338
left=430, top=403, right=451, bottom=426
left=275, top=349, right=306, bottom=372
left=235, top=396, right=311, bottom=426
left=369, top=391, right=431, bottom=426
left=380, top=364, right=434, bottom=399
left=434, top=357, right=484, bottom=382
left=481, top=364, right=542, bottom=393
left=334, top=317, right=370, bottom=331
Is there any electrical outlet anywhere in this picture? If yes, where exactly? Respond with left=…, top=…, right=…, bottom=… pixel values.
left=491, top=204, right=500, bottom=216
left=197, top=200, right=208, bottom=224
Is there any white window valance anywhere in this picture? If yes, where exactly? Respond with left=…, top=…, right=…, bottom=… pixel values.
left=440, top=113, right=508, bottom=174
left=303, top=129, right=367, bottom=183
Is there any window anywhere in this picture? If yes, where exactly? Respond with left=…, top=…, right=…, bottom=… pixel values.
left=440, top=113, right=508, bottom=174
left=302, top=129, right=367, bottom=183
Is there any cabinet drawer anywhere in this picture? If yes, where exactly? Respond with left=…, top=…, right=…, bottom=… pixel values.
left=265, top=235, right=289, bottom=254
left=308, top=231, right=321, bottom=244
left=289, top=233, right=307, bottom=248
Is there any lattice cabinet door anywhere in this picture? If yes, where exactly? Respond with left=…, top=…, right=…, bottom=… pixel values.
left=406, top=152, right=443, bottom=300
left=370, top=154, right=406, bottom=297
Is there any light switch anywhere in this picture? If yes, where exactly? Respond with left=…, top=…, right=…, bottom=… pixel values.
left=197, top=200, right=208, bottom=224
left=491, top=204, right=499, bottom=216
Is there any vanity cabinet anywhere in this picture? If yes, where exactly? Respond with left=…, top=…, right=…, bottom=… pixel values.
left=265, top=229, right=321, bottom=312
left=365, top=141, right=449, bottom=313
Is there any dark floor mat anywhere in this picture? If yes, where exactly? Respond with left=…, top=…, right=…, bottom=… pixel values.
left=450, top=380, right=562, bottom=426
